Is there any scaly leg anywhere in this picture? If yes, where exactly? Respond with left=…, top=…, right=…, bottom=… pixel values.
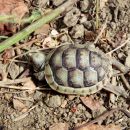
left=103, top=83, right=129, bottom=98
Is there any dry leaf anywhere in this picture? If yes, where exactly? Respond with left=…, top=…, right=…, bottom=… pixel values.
left=35, top=24, right=50, bottom=35
left=80, top=96, right=101, bottom=111
left=13, top=98, right=26, bottom=111
left=23, top=79, right=36, bottom=93
left=8, top=62, right=20, bottom=79
left=0, top=0, right=28, bottom=17
left=42, top=36, right=59, bottom=48
left=0, top=0, right=28, bottom=35
left=74, top=124, right=121, bottom=130
left=11, top=1, right=28, bottom=18
left=49, top=123, right=69, bottom=130
left=2, top=49, right=15, bottom=63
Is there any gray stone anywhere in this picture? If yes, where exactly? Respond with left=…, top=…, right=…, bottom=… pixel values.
left=64, top=7, right=81, bottom=27
left=45, top=95, right=62, bottom=108
left=70, top=24, right=84, bottom=38
left=80, top=0, right=89, bottom=12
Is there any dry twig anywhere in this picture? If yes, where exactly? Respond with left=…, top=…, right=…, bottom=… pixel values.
left=94, top=17, right=108, bottom=44
left=73, top=108, right=130, bottom=130
left=13, top=96, right=34, bottom=102
left=120, top=74, right=130, bottom=90
left=107, top=37, right=130, bottom=54
left=0, top=77, right=30, bottom=85
left=13, top=104, right=38, bottom=121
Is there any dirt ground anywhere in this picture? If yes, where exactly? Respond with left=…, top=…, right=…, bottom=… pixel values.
left=0, top=0, right=130, bottom=130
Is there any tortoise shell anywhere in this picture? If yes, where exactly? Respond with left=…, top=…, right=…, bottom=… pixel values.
left=45, top=44, right=112, bottom=95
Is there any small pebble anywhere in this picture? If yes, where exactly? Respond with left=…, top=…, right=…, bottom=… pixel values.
left=72, top=117, right=78, bottom=124
left=63, top=113, right=67, bottom=117
left=6, top=115, right=10, bottom=119
left=35, top=123, right=40, bottom=129
left=79, top=14, right=87, bottom=24
left=33, top=90, right=43, bottom=100
left=45, top=95, right=62, bottom=108
left=77, top=104, right=84, bottom=110
left=59, top=34, right=68, bottom=43
left=10, top=114, right=15, bottom=120
left=80, top=0, right=89, bottom=11
left=61, top=100, right=67, bottom=108
left=64, top=7, right=81, bottom=27
left=70, top=24, right=84, bottom=38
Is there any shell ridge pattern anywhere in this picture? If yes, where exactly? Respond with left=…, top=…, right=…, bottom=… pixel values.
left=48, top=44, right=109, bottom=89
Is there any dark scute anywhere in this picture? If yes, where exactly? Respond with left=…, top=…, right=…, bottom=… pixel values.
left=51, top=66, right=65, bottom=86
left=84, top=81, right=95, bottom=87
left=49, top=49, right=62, bottom=68
left=90, top=51, right=102, bottom=68
left=76, top=48, right=90, bottom=70
left=49, top=52, right=56, bottom=67
left=62, top=47, right=77, bottom=69
left=83, top=68, right=98, bottom=87
left=97, top=66, right=106, bottom=81
left=53, top=74, right=64, bottom=86
left=68, top=68, right=84, bottom=88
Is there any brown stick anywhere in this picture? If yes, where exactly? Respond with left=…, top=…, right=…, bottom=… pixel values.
left=120, top=74, right=130, bottom=90
left=73, top=108, right=130, bottom=130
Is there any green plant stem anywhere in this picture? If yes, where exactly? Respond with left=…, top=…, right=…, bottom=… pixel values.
left=0, top=15, right=14, bottom=22
left=0, top=0, right=77, bottom=53
left=0, top=11, right=41, bottom=24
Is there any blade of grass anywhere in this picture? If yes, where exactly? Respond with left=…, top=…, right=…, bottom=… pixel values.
left=0, top=10, right=41, bottom=24
left=0, top=0, right=77, bottom=53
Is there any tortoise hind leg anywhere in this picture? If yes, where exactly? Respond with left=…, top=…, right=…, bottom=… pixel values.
left=112, top=58, right=130, bottom=73
left=103, top=83, right=129, bottom=98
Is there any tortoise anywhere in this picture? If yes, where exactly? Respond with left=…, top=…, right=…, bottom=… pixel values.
left=31, top=43, right=129, bottom=96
